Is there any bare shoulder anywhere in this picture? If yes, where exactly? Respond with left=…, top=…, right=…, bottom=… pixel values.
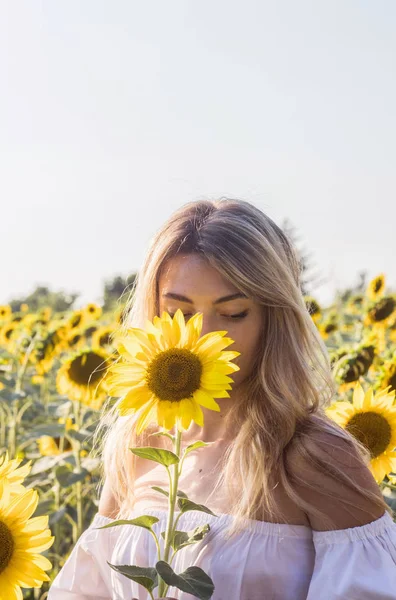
left=98, top=476, right=120, bottom=519
left=286, top=427, right=387, bottom=531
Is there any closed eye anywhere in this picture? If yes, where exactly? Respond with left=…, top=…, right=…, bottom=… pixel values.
left=167, top=310, right=249, bottom=320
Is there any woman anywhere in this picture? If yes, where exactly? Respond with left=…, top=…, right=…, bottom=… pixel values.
left=48, top=198, right=396, bottom=599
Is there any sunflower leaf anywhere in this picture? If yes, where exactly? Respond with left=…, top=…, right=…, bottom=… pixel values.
left=155, top=561, right=215, bottom=600
left=130, top=446, right=179, bottom=467
left=160, top=524, right=211, bottom=551
left=107, top=563, right=158, bottom=592
left=177, top=498, right=217, bottom=517
left=95, top=515, right=160, bottom=531
left=151, top=485, right=188, bottom=499
left=55, top=465, right=90, bottom=488
left=150, top=430, right=175, bottom=443
left=66, top=428, right=92, bottom=444
left=183, top=441, right=210, bottom=457
left=151, top=485, right=169, bottom=497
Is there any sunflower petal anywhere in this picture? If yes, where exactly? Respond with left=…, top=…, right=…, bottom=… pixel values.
left=193, top=389, right=221, bottom=411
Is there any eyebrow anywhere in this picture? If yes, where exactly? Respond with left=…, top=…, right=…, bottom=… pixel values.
left=162, top=292, right=248, bottom=305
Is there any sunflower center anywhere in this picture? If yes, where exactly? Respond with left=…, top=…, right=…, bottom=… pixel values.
left=346, top=411, right=392, bottom=458
left=368, top=297, right=396, bottom=322
left=0, top=521, right=14, bottom=573
left=373, top=278, right=383, bottom=293
left=146, top=348, right=202, bottom=401
left=68, top=351, right=107, bottom=385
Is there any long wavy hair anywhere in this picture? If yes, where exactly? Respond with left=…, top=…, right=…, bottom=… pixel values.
left=93, top=197, right=390, bottom=536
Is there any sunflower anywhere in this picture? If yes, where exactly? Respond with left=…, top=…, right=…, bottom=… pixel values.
left=37, top=436, right=62, bottom=457
left=0, top=323, right=19, bottom=349
left=304, top=296, right=321, bottom=323
left=0, top=453, right=31, bottom=498
left=390, top=318, right=396, bottom=344
left=318, top=318, right=338, bottom=340
left=114, top=305, right=128, bottom=326
left=326, top=382, right=396, bottom=483
left=0, top=305, right=12, bottom=321
left=37, top=417, right=76, bottom=456
left=376, top=354, right=396, bottom=394
left=364, top=296, right=396, bottom=328
left=0, top=485, right=54, bottom=599
left=83, top=324, right=100, bottom=339
left=366, top=273, right=386, bottom=301
left=106, top=309, right=240, bottom=434
left=67, top=310, right=86, bottom=331
left=92, top=325, right=116, bottom=351
left=66, top=330, right=86, bottom=350
left=84, top=303, right=102, bottom=320
left=346, top=293, right=365, bottom=315
left=56, top=347, right=112, bottom=408
left=38, top=307, right=52, bottom=322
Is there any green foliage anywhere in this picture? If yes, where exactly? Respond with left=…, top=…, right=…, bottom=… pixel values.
left=156, top=561, right=215, bottom=600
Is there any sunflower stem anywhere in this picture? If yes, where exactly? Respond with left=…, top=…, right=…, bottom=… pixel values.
left=72, top=400, right=84, bottom=539
left=157, top=428, right=182, bottom=597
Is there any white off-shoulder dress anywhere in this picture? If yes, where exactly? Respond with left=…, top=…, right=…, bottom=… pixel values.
left=47, top=505, right=396, bottom=600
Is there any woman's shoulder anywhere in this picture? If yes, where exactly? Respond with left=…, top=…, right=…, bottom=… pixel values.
left=98, top=476, right=120, bottom=519
left=285, top=422, right=387, bottom=531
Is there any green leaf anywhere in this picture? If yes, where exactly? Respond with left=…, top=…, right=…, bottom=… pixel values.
left=184, top=441, right=210, bottom=457
left=55, top=465, right=89, bottom=488
left=32, top=424, right=67, bottom=437
left=30, top=453, right=74, bottom=475
left=0, top=375, right=13, bottom=387
left=177, top=489, right=188, bottom=498
left=46, top=401, right=72, bottom=417
left=156, top=561, right=214, bottom=600
left=151, top=486, right=188, bottom=499
left=107, top=563, right=158, bottom=592
left=33, top=499, right=54, bottom=517
left=161, top=524, right=211, bottom=551
left=151, top=485, right=169, bottom=497
left=150, top=430, right=175, bottom=442
left=49, top=507, right=67, bottom=526
left=130, top=446, right=179, bottom=467
left=95, top=515, right=159, bottom=531
left=177, top=498, right=217, bottom=517
left=66, top=428, right=92, bottom=444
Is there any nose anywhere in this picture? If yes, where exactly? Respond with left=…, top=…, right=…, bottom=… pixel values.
left=198, top=312, right=224, bottom=338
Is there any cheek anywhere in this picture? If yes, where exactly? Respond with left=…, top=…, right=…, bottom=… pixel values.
left=227, top=328, right=262, bottom=378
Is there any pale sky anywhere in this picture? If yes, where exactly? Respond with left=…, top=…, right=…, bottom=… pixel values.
left=1, top=1, right=395, bottom=308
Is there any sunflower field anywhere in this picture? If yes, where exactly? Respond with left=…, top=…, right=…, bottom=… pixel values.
left=1, top=274, right=396, bottom=599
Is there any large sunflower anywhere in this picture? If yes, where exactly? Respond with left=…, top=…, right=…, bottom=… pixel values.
left=0, top=485, right=54, bottom=599
left=326, top=382, right=396, bottom=483
left=106, top=309, right=240, bottom=434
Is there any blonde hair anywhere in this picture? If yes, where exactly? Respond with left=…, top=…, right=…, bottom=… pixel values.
left=93, top=197, right=390, bottom=536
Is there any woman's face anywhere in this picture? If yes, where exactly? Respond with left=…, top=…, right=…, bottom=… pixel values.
left=158, top=254, right=264, bottom=389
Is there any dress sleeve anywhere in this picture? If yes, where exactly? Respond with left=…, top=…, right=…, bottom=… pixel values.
left=306, top=510, right=396, bottom=600
left=47, top=513, right=117, bottom=599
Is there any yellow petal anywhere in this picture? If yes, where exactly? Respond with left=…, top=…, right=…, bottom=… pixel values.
left=193, top=389, right=221, bottom=411
left=135, top=399, right=158, bottom=434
